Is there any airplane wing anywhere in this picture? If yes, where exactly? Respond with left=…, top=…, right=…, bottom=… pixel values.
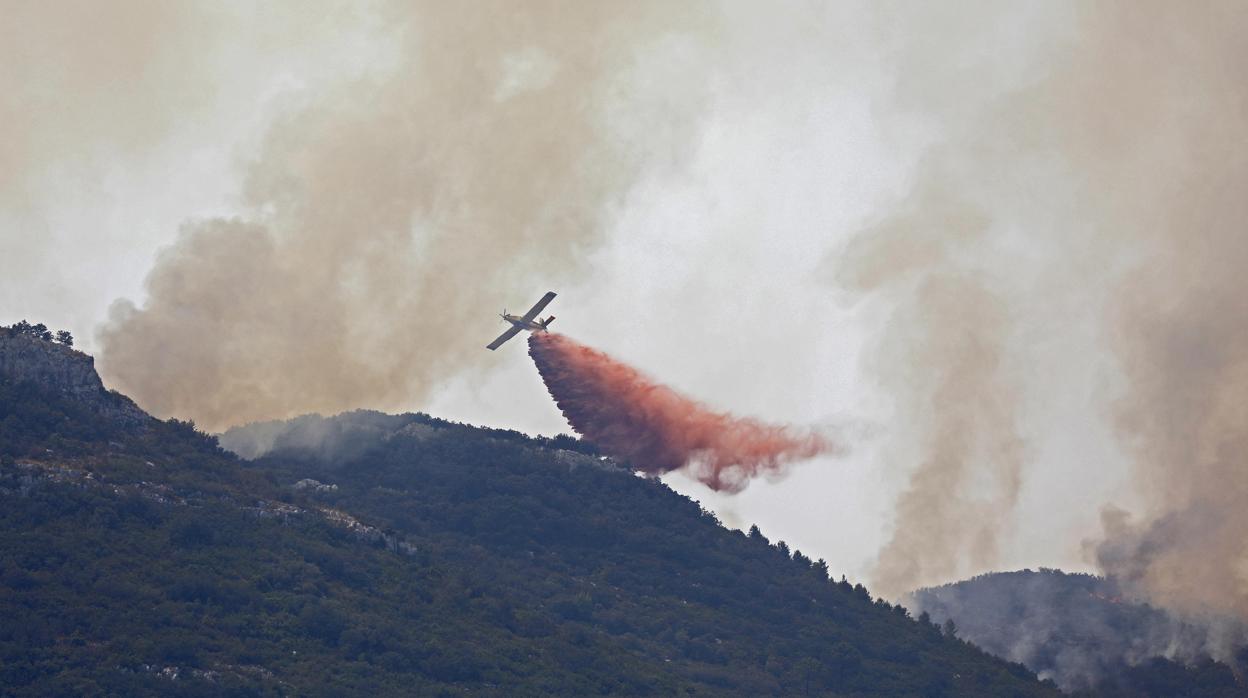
left=519, top=291, right=557, bottom=323
left=486, top=325, right=523, bottom=351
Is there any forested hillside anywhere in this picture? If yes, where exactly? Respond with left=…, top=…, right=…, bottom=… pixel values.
left=911, top=569, right=1247, bottom=696
left=0, top=326, right=1057, bottom=696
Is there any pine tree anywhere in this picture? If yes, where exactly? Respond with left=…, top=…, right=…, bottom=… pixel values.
left=943, top=618, right=958, bottom=638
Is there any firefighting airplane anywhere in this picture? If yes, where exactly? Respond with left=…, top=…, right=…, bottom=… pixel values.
left=486, top=291, right=557, bottom=350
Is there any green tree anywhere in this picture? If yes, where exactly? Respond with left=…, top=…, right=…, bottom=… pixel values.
left=747, top=524, right=766, bottom=543
left=812, top=558, right=830, bottom=579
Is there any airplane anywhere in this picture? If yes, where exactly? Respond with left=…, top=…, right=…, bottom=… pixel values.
left=486, top=291, right=557, bottom=350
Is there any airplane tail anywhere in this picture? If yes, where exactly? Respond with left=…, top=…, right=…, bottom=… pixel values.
left=541, top=315, right=555, bottom=329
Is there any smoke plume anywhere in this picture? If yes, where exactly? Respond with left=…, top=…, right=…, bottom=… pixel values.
left=829, top=1, right=1248, bottom=621
left=529, top=332, right=833, bottom=492
left=95, top=1, right=718, bottom=431
left=17, top=0, right=1248, bottom=627
left=837, top=179, right=1025, bottom=600
left=909, top=569, right=1247, bottom=691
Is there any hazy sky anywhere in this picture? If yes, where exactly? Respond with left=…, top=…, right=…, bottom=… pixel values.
left=5, top=1, right=1243, bottom=611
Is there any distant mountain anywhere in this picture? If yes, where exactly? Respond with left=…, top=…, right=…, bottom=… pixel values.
left=0, top=323, right=1057, bottom=696
left=909, top=569, right=1247, bottom=696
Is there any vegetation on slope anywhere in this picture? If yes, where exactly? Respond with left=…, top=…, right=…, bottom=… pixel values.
left=0, top=336, right=1057, bottom=696
left=912, top=569, right=1246, bottom=696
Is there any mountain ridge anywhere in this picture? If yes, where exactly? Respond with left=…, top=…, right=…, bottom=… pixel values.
left=0, top=326, right=148, bottom=427
left=909, top=569, right=1247, bottom=695
left=1, top=324, right=1057, bottom=695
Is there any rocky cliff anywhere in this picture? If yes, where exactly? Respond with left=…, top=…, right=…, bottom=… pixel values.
left=0, top=330, right=150, bottom=427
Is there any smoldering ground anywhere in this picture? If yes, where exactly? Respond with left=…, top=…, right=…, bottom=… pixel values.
left=908, top=570, right=1248, bottom=692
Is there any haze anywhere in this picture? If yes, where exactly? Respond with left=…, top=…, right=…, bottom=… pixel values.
left=4, top=1, right=1245, bottom=621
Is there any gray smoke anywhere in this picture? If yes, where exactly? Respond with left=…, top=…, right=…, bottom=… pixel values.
left=16, top=0, right=1248, bottom=629
left=836, top=174, right=1025, bottom=599
left=96, top=1, right=719, bottom=431
left=909, top=569, right=1247, bottom=691
left=828, top=1, right=1248, bottom=620
left=218, top=410, right=420, bottom=462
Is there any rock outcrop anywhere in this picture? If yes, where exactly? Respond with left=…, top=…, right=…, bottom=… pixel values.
left=0, top=331, right=150, bottom=428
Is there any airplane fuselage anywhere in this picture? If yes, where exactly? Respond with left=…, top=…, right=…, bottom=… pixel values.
left=502, top=314, right=551, bottom=332
left=486, top=291, right=557, bottom=350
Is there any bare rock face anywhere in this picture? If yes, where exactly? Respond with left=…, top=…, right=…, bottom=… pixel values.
left=0, top=331, right=150, bottom=428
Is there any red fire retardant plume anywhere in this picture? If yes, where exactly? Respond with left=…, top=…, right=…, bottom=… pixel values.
left=528, top=332, right=832, bottom=492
